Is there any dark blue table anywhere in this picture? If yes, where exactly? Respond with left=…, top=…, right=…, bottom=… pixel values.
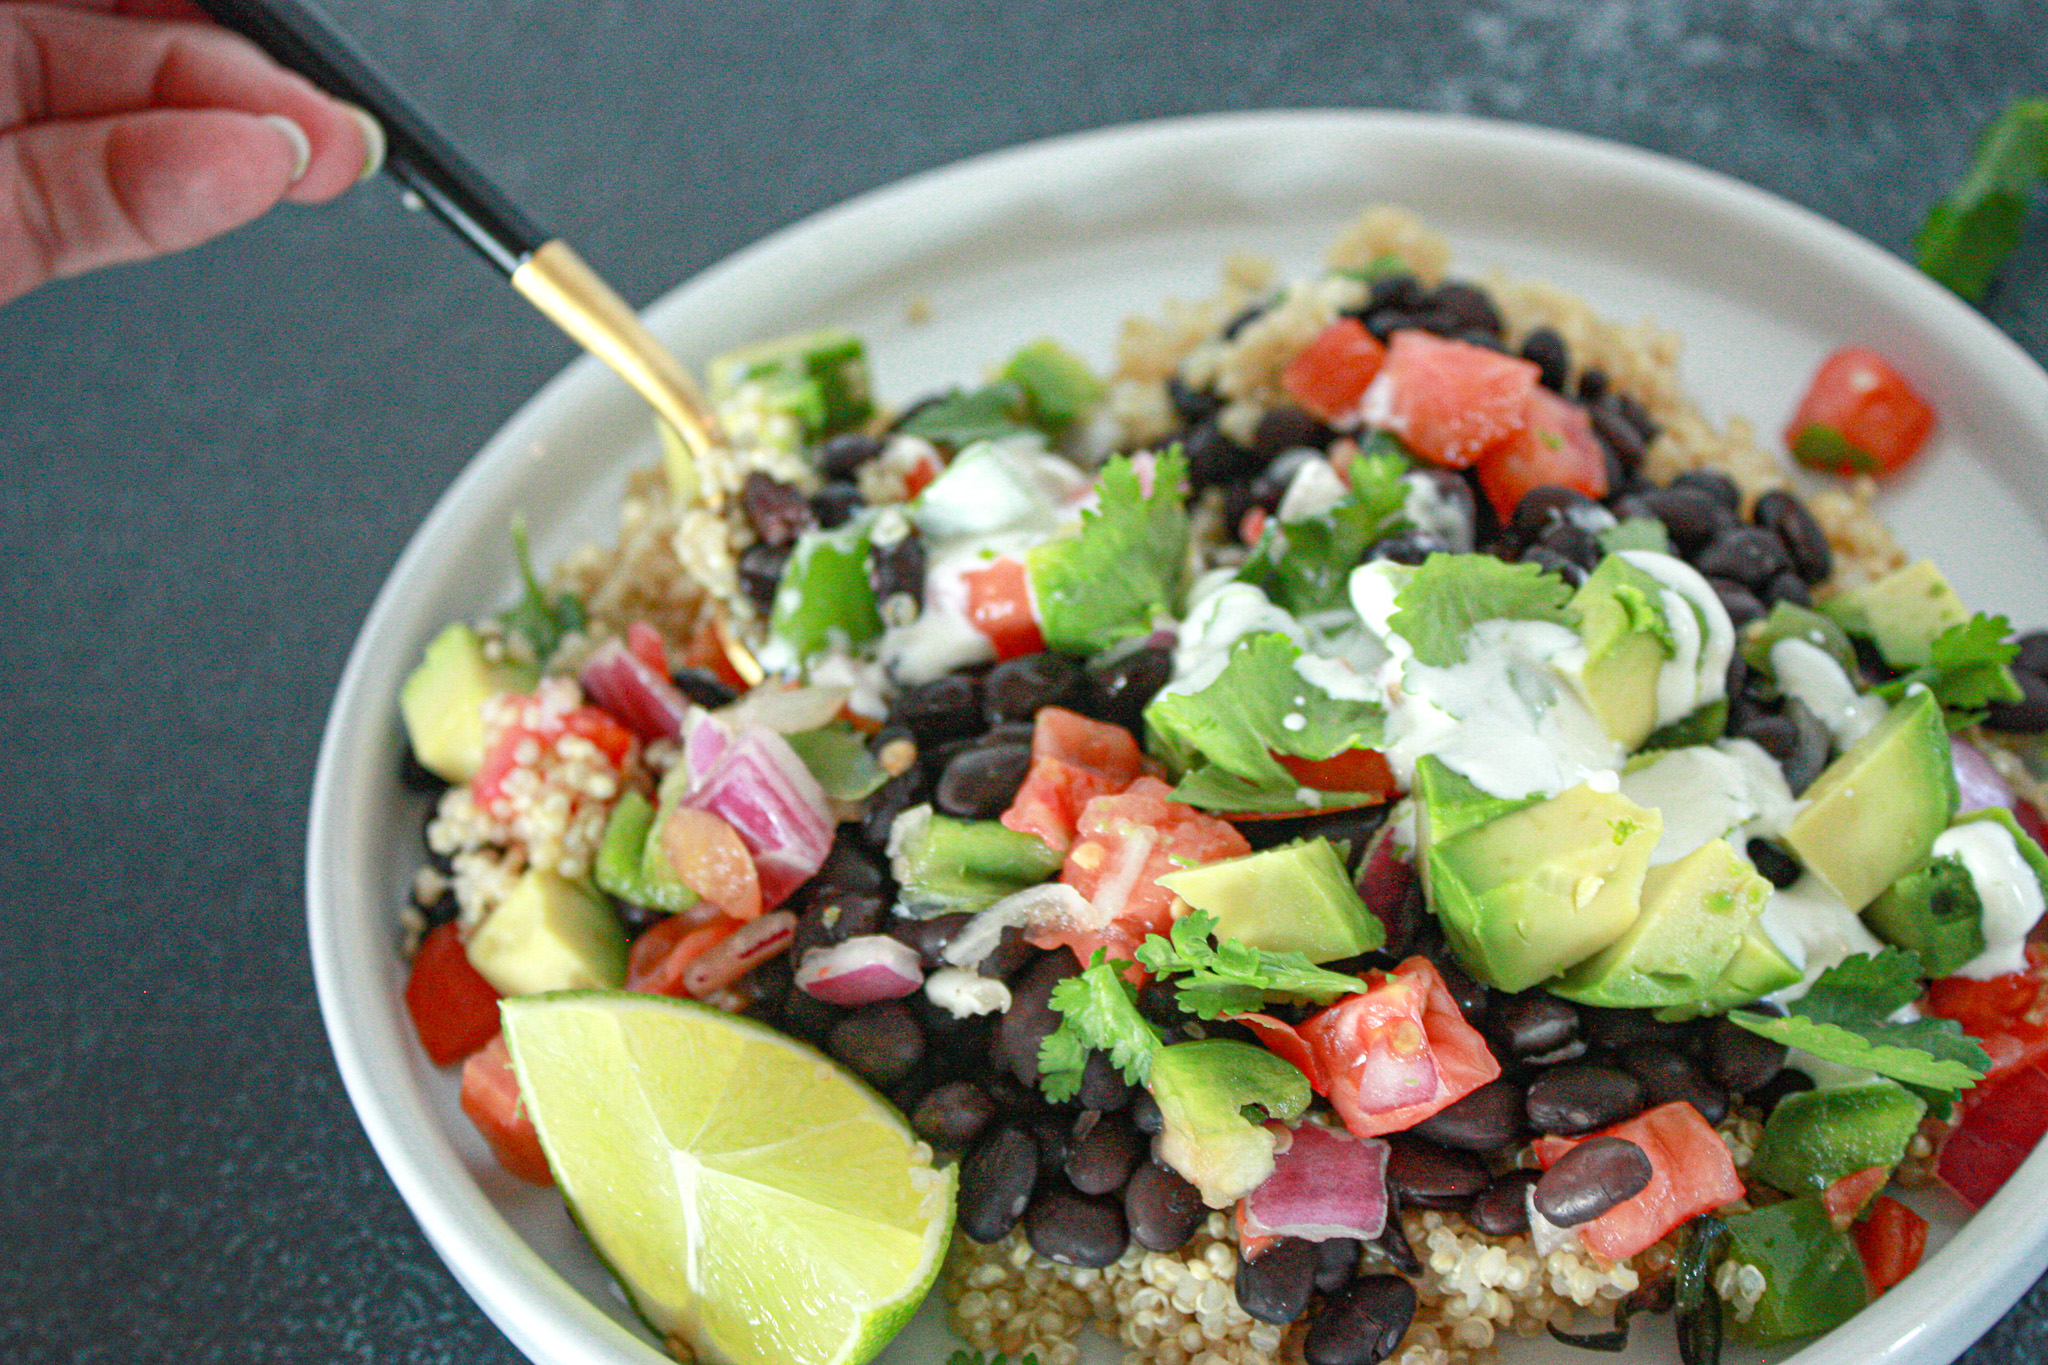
left=3, top=2, right=2044, bottom=1360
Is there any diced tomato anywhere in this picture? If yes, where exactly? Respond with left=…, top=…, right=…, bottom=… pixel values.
left=459, top=1035, right=553, bottom=1186
left=1273, top=747, right=1399, bottom=801
left=1002, top=706, right=1147, bottom=853
left=1821, top=1164, right=1891, bottom=1228
left=901, top=444, right=944, bottom=500
left=1360, top=330, right=1540, bottom=469
left=1785, top=346, right=1936, bottom=477
left=625, top=911, right=743, bottom=996
left=1233, top=1199, right=1281, bottom=1263
left=1936, top=1062, right=2048, bottom=1207
left=657, top=805, right=763, bottom=921
left=681, top=613, right=755, bottom=694
left=1239, top=505, right=1268, bottom=547
left=1924, top=947, right=2048, bottom=1085
left=1473, top=385, right=1608, bottom=523
left=1282, top=317, right=1387, bottom=425
left=962, top=556, right=1046, bottom=660
left=1234, top=1012, right=1329, bottom=1090
left=1031, top=777, right=1250, bottom=965
left=471, top=694, right=636, bottom=813
left=2017, top=799, right=2048, bottom=863
left=1294, top=957, right=1499, bottom=1138
left=1852, top=1195, right=1928, bottom=1294
left=626, top=620, right=669, bottom=676
left=1533, top=1103, right=1745, bottom=1261
left=404, top=922, right=503, bottom=1066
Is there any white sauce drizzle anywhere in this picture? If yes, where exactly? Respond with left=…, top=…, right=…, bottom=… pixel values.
left=1770, top=637, right=1887, bottom=748
left=1943, top=819, right=2048, bottom=980
left=1617, top=550, right=1735, bottom=727
left=1616, top=741, right=1799, bottom=866
left=1758, top=875, right=1888, bottom=1000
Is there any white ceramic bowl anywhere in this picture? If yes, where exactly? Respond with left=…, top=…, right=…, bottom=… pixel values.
left=308, top=110, right=2048, bottom=1365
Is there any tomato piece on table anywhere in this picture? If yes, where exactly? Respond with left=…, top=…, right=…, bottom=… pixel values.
left=1473, top=385, right=1609, bottom=523
left=459, top=1035, right=554, bottom=1186
left=1001, top=706, right=1147, bottom=853
left=404, top=921, right=503, bottom=1065
left=1935, top=1062, right=2048, bottom=1207
left=1360, top=329, right=1540, bottom=469
left=1533, top=1102, right=1744, bottom=1261
left=1032, top=776, right=1250, bottom=965
left=1852, top=1195, right=1928, bottom=1294
left=1281, top=317, right=1387, bottom=426
left=1785, top=346, right=1936, bottom=477
left=1294, top=956, right=1498, bottom=1138
left=961, top=556, right=1046, bottom=660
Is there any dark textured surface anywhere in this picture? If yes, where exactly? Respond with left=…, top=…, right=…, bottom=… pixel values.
left=3, top=2, right=2046, bottom=1362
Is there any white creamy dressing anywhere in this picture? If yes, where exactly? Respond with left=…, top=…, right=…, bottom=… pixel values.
left=879, top=531, right=1042, bottom=684
left=1757, top=875, right=1889, bottom=1000
left=1163, top=580, right=1308, bottom=699
left=1770, top=636, right=1887, bottom=748
left=1943, top=819, right=2048, bottom=980
left=1617, top=550, right=1736, bottom=728
left=1616, top=740, right=1800, bottom=866
left=1400, top=472, right=1476, bottom=552
left=1275, top=456, right=1348, bottom=524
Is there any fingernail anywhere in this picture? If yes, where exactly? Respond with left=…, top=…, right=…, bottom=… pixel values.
left=260, top=114, right=312, bottom=182
left=340, top=102, right=387, bottom=184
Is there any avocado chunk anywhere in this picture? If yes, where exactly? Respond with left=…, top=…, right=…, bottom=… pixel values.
left=1654, top=924, right=1804, bottom=1020
left=888, top=805, right=1067, bottom=914
left=706, top=327, right=873, bottom=440
left=1721, top=1195, right=1871, bottom=1342
left=1156, top=838, right=1384, bottom=963
left=1749, top=1078, right=1926, bottom=1195
left=1562, top=553, right=1676, bottom=751
left=1148, top=1039, right=1312, bottom=1208
left=592, top=789, right=700, bottom=914
left=398, top=622, right=534, bottom=783
left=1426, top=781, right=1661, bottom=992
left=770, top=518, right=884, bottom=658
left=1821, top=559, right=1971, bottom=668
left=1412, top=755, right=1537, bottom=897
left=465, top=868, right=628, bottom=996
left=1550, top=838, right=1771, bottom=1008
left=1783, top=688, right=1957, bottom=910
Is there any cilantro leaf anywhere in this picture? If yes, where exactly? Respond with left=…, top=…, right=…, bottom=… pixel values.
left=1236, top=437, right=1411, bottom=616
left=896, top=381, right=1031, bottom=448
left=1915, top=99, right=2048, bottom=302
left=1036, top=953, right=1164, bottom=1103
left=1599, top=516, right=1672, bottom=556
left=1026, top=448, right=1190, bottom=654
left=501, top=517, right=586, bottom=664
left=1142, top=631, right=1385, bottom=811
left=1872, top=612, right=2023, bottom=728
left=1389, top=553, right=1578, bottom=667
left=1730, top=948, right=1990, bottom=1097
left=1133, top=910, right=1369, bottom=1019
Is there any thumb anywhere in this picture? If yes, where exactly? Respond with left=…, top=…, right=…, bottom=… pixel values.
left=0, top=107, right=307, bottom=304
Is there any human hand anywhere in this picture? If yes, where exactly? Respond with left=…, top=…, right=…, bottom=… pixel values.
left=1, top=0, right=383, bottom=304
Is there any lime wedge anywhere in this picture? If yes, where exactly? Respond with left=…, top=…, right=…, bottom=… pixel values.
left=501, top=992, right=956, bottom=1365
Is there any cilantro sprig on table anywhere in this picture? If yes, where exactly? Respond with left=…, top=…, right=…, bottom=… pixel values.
left=1870, top=612, right=2025, bottom=728
left=1132, top=910, right=1368, bottom=1019
left=1730, top=947, right=1990, bottom=1101
left=1026, top=447, right=1190, bottom=654
left=1235, top=437, right=1411, bottom=616
left=1389, top=552, right=1579, bottom=667
left=1915, top=98, right=2048, bottom=303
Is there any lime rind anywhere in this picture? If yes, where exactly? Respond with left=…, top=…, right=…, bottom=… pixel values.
left=501, top=991, right=955, bottom=1365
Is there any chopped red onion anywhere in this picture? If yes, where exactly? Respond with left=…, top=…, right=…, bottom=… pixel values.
left=1953, top=735, right=2016, bottom=815
left=681, top=728, right=834, bottom=908
left=1240, top=1122, right=1390, bottom=1242
left=682, top=707, right=731, bottom=783
left=579, top=638, right=689, bottom=742
left=682, top=910, right=796, bottom=997
left=794, top=935, right=927, bottom=1006
left=1357, top=824, right=1416, bottom=927
left=946, top=884, right=1089, bottom=968
left=716, top=683, right=853, bottom=735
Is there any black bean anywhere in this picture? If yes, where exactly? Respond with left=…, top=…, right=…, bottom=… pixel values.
left=1028, top=1112, right=1079, bottom=1178
left=1437, top=960, right=1488, bottom=1025
left=1304, top=1275, right=1417, bottom=1365
left=860, top=767, right=930, bottom=851
left=776, top=988, right=842, bottom=1046
left=2015, top=631, right=2048, bottom=679
left=792, top=890, right=887, bottom=959
left=1360, top=306, right=1426, bottom=342
left=818, top=431, right=885, bottom=480
left=1748, top=1066, right=1816, bottom=1117
left=958, top=1124, right=1039, bottom=1242
left=1124, top=1159, right=1205, bottom=1251
left=1577, top=1005, right=1695, bottom=1052
left=668, top=666, right=737, bottom=710
left=1631, top=486, right=1737, bottom=554
left=1469, top=1169, right=1541, bottom=1238
left=1367, top=272, right=1427, bottom=311
left=916, top=1005, right=996, bottom=1067
left=1519, top=543, right=1588, bottom=587
left=886, top=911, right=972, bottom=969
left=1236, top=1236, right=1318, bottom=1325
left=984, top=652, right=1086, bottom=725
left=1618, top=1043, right=1728, bottom=1125
left=1412, top=1078, right=1524, bottom=1155
left=992, top=951, right=1084, bottom=1085
left=1751, top=489, right=1832, bottom=584
left=1988, top=670, right=2048, bottom=734
left=1168, top=374, right=1222, bottom=424
left=1518, top=327, right=1570, bottom=392
left=1615, top=394, right=1660, bottom=446
left=1368, top=1189, right=1421, bottom=1275
left=736, top=541, right=791, bottom=615
left=1534, top=1136, right=1654, bottom=1226
left=935, top=743, right=1032, bottom=819
left=810, top=830, right=888, bottom=899
left=1538, top=517, right=1604, bottom=571
left=1761, top=570, right=1812, bottom=609
left=1694, top=527, right=1793, bottom=589
left=1492, top=992, right=1581, bottom=1058
left=1510, top=484, right=1605, bottom=541
left=1076, top=1050, right=1134, bottom=1113
left=1746, top=838, right=1803, bottom=889
left=1025, top=1185, right=1128, bottom=1268
left=739, top=471, right=814, bottom=547
left=1064, top=1113, right=1144, bottom=1195
left=1128, top=1089, right=1163, bottom=1135
left=1184, top=419, right=1259, bottom=487
left=1738, top=713, right=1799, bottom=764
left=1705, top=1015, right=1789, bottom=1093
left=1670, top=468, right=1741, bottom=512
left=1590, top=396, right=1648, bottom=471
left=892, top=674, right=983, bottom=743
left=1431, top=281, right=1504, bottom=339
left=809, top=480, right=864, bottom=529
left=1780, top=698, right=1834, bottom=795
left=1575, top=367, right=1609, bottom=403
left=1367, top=531, right=1452, bottom=566
left=1315, top=1237, right=1364, bottom=1293
left=1706, top=575, right=1767, bottom=631
left=827, top=1002, right=924, bottom=1088
left=1083, top=643, right=1173, bottom=732
left=1525, top=1064, right=1645, bottom=1136
left=1253, top=405, right=1334, bottom=460
left=1383, top=1135, right=1490, bottom=1209
left=912, top=1080, right=998, bottom=1147
left=867, top=531, right=927, bottom=619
